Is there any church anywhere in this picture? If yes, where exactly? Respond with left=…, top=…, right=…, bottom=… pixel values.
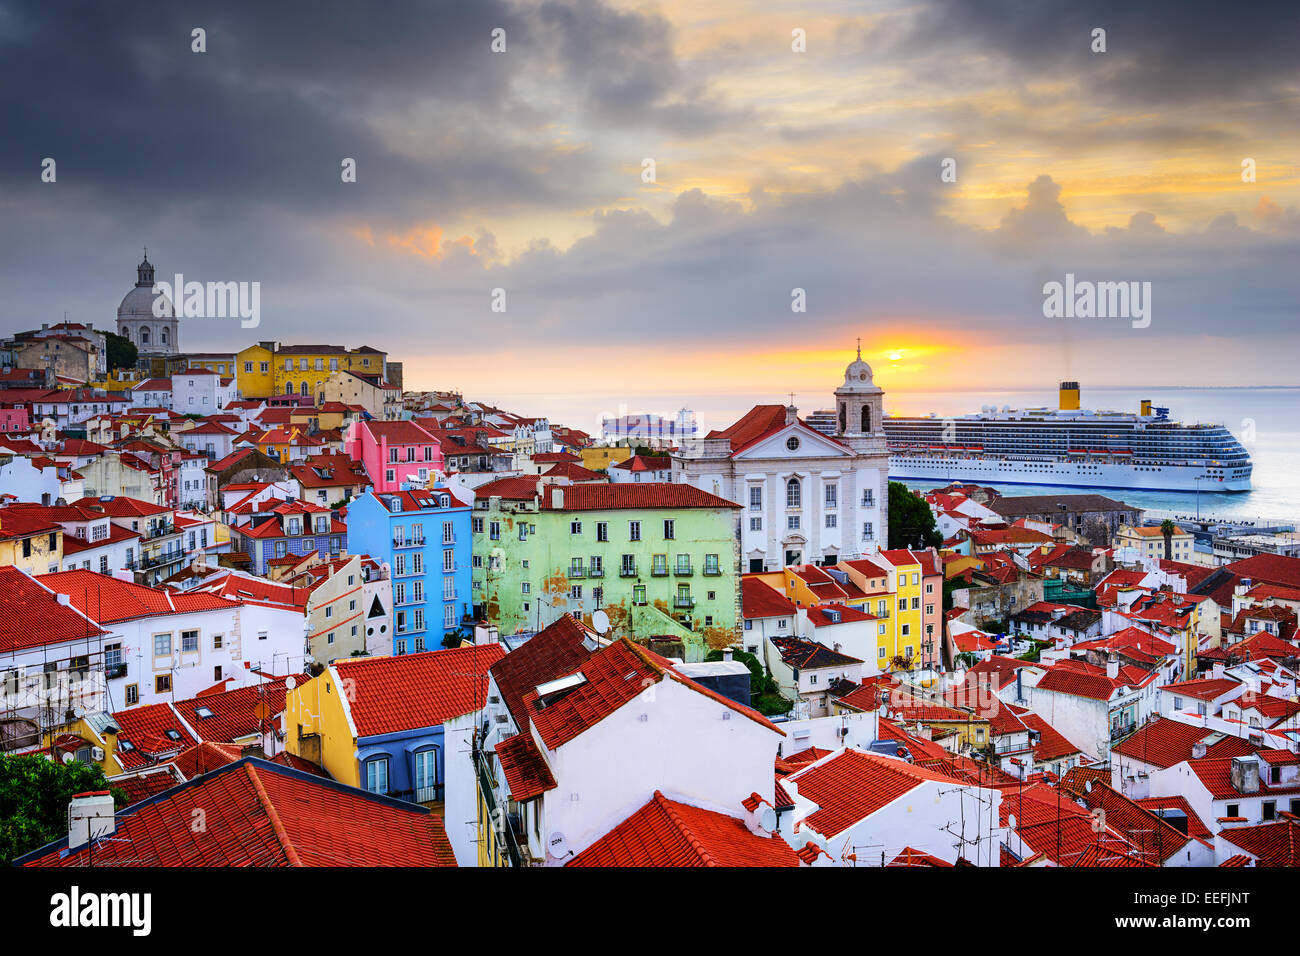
left=671, top=347, right=890, bottom=572
left=116, top=252, right=179, bottom=358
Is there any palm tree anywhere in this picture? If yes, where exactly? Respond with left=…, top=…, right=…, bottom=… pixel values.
left=1160, top=519, right=1176, bottom=560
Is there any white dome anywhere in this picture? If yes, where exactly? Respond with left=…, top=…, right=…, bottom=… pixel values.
left=118, top=283, right=173, bottom=319
left=839, top=345, right=877, bottom=391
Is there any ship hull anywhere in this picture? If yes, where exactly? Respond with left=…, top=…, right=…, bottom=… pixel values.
left=888, top=455, right=1251, bottom=493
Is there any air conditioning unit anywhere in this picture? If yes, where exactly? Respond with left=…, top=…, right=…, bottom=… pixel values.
left=91, top=746, right=105, bottom=761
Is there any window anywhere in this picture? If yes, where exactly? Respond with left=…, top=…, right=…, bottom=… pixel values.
left=395, top=554, right=406, bottom=575
left=442, top=521, right=453, bottom=544
left=153, top=634, right=171, bottom=656
left=571, top=520, right=582, bottom=535
left=862, top=490, right=874, bottom=507
left=522, top=582, right=531, bottom=594
left=365, top=758, right=389, bottom=794
left=1263, top=801, right=1277, bottom=821
left=675, top=553, right=691, bottom=574
left=569, top=585, right=583, bottom=600
left=749, top=486, right=762, bottom=512
left=596, top=522, right=608, bottom=542
left=621, top=554, right=636, bottom=576
left=704, top=553, right=719, bottom=575
left=629, top=521, right=641, bottom=541
left=489, top=522, right=500, bottom=541
left=155, top=674, right=171, bottom=694
left=750, top=517, right=762, bottom=531
left=245, top=361, right=254, bottom=373
left=862, top=522, right=874, bottom=540
left=809, top=674, right=818, bottom=685
left=395, top=583, right=406, bottom=604
left=825, top=514, right=837, bottom=529
left=633, top=585, right=647, bottom=606
left=443, top=549, right=454, bottom=572
left=912, top=597, right=920, bottom=610
left=125, top=684, right=139, bottom=705
left=787, top=515, right=800, bottom=530
left=663, top=519, right=675, bottom=540
left=825, top=484, right=837, bottom=508
left=181, top=630, right=199, bottom=653
left=260, top=361, right=269, bottom=373
left=472, top=517, right=484, bottom=534
left=786, top=478, right=801, bottom=509
left=590, top=555, right=603, bottom=576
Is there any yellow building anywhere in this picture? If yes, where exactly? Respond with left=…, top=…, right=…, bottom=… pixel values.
left=580, top=446, right=632, bottom=472
left=236, top=343, right=275, bottom=399
left=0, top=513, right=63, bottom=575
left=1115, top=523, right=1195, bottom=563
left=273, top=345, right=387, bottom=401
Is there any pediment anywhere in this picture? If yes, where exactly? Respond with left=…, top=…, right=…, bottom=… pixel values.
left=734, top=423, right=852, bottom=461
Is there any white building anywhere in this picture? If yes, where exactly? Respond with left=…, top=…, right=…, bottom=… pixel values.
left=129, top=378, right=173, bottom=410
left=673, top=347, right=889, bottom=572
left=116, top=254, right=179, bottom=357
left=172, top=369, right=237, bottom=413
left=39, top=569, right=307, bottom=710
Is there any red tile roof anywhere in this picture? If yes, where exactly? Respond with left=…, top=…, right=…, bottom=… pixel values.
left=1111, top=719, right=1257, bottom=769
left=540, top=483, right=739, bottom=511
left=20, top=759, right=456, bottom=867
left=494, top=732, right=557, bottom=801
left=39, top=569, right=235, bottom=624
left=173, top=678, right=295, bottom=743
left=741, top=576, right=796, bottom=619
left=0, top=567, right=108, bottom=652
left=1218, top=819, right=1300, bottom=866
left=522, top=638, right=782, bottom=750
left=567, top=791, right=799, bottom=867
left=111, top=703, right=199, bottom=770
left=488, top=615, right=595, bottom=728
left=331, top=644, right=505, bottom=737
left=705, top=405, right=790, bottom=452
left=1159, top=678, right=1242, bottom=702
left=790, top=749, right=975, bottom=838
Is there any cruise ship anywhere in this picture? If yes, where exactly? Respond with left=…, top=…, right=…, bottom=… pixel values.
left=884, top=383, right=1252, bottom=492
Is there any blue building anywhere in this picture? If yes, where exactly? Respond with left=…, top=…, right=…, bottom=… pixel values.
left=234, top=500, right=346, bottom=575
left=345, top=488, right=473, bottom=654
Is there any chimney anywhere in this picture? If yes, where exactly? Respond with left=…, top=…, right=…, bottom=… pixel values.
left=722, top=648, right=733, bottom=661
left=1230, top=756, right=1260, bottom=794
left=1106, top=652, right=1119, bottom=680
left=550, top=487, right=564, bottom=510
left=240, top=742, right=264, bottom=759
left=67, top=791, right=115, bottom=850
left=1191, top=740, right=1208, bottom=759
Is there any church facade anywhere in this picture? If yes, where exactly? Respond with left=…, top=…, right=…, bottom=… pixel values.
left=672, top=348, right=890, bottom=572
left=116, top=253, right=179, bottom=357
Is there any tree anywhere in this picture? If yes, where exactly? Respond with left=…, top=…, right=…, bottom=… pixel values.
left=1160, top=519, right=1176, bottom=561
left=0, top=753, right=127, bottom=865
left=887, top=481, right=942, bottom=550
left=103, top=330, right=137, bottom=372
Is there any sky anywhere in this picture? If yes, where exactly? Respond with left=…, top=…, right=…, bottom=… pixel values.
left=1, top=0, right=1297, bottom=434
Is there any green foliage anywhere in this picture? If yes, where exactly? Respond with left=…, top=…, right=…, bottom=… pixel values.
left=0, top=753, right=127, bottom=865
left=103, top=330, right=137, bottom=372
left=887, top=481, right=942, bottom=550
left=633, top=445, right=656, bottom=457
left=705, top=648, right=792, bottom=716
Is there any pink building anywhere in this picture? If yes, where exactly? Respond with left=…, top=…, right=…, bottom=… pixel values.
left=344, top=419, right=444, bottom=493
left=0, top=406, right=31, bottom=433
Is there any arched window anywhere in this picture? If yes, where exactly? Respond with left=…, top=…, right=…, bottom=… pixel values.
left=861, top=405, right=871, bottom=433
left=119, top=326, right=131, bottom=341
left=140, top=327, right=150, bottom=345
left=786, top=477, right=801, bottom=509
left=838, top=403, right=846, bottom=433
left=161, top=327, right=169, bottom=346
left=285, top=381, right=295, bottom=395
left=300, top=382, right=309, bottom=396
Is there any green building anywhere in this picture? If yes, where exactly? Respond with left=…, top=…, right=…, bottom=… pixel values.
left=470, top=479, right=741, bottom=661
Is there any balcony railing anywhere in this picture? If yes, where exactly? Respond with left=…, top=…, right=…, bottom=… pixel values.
left=651, top=566, right=669, bottom=577
left=569, top=568, right=586, bottom=579
left=674, top=565, right=693, bottom=577
left=106, top=663, right=127, bottom=680
left=703, top=566, right=721, bottom=576
left=1110, top=722, right=1137, bottom=742
left=389, top=783, right=444, bottom=804
left=619, top=566, right=637, bottom=578
left=588, top=568, right=604, bottom=578
left=673, top=596, right=695, bottom=609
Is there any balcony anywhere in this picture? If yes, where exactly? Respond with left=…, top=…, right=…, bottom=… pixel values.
left=673, top=596, right=695, bottom=609
left=587, top=568, right=604, bottom=578
left=619, top=566, right=638, bottom=578
left=568, top=568, right=586, bottom=579
left=651, top=566, right=669, bottom=577
left=703, top=565, right=721, bottom=577
left=674, top=564, right=693, bottom=577
left=1110, top=722, right=1137, bottom=742
left=389, top=783, right=444, bottom=804
left=106, top=663, right=127, bottom=680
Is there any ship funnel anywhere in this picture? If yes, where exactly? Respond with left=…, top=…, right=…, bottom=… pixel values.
left=1059, top=381, right=1080, bottom=411
left=1140, top=399, right=1152, bottom=417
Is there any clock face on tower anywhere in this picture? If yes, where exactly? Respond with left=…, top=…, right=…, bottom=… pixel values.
left=858, top=372, right=867, bottom=381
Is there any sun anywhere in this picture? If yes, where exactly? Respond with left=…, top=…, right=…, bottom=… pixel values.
left=887, top=350, right=903, bottom=362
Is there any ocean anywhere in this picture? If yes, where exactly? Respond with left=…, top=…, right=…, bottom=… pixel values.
left=881, top=387, right=1300, bottom=524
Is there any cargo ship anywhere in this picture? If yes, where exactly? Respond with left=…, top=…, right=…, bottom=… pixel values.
left=883, top=383, right=1252, bottom=492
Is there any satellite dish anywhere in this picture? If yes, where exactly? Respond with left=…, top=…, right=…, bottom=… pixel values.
left=1084, top=780, right=1093, bottom=794
left=760, top=806, right=778, bottom=832
left=61, top=752, right=75, bottom=765
left=285, top=676, right=296, bottom=692
left=548, top=831, right=570, bottom=858
left=592, top=610, right=610, bottom=635
left=1008, top=813, right=1017, bottom=830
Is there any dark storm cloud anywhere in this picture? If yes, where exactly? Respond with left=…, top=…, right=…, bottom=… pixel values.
left=901, top=0, right=1300, bottom=109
